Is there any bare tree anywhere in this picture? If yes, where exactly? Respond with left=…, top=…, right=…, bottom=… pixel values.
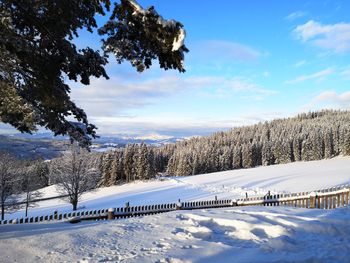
left=0, top=152, right=17, bottom=220
left=50, top=146, right=100, bottom=211
left=22, top=161, right=44, bottom=217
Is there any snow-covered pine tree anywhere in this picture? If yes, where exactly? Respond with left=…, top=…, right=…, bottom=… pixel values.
left=123, top=144, right=136, bottom=182
left=232, top=146, right=242, bottom=169
left=242, top=143, right=253, bottom=168
left=261, top=141, right=275, bottom=166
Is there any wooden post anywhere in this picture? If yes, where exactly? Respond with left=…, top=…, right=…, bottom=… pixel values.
left=53, top=210, right=58, bottom=220
left=330, top=195, right=334, bottom=209
left=329, top=188, right=335, bottom=209
left=230, top=199, right=237, bottom=206
left=309, top=192, right=316, bottom=209
left=108, top=208, right=115, bottom=220
left=176, top=199, right=182, bottom=210
left=319, top=189, right=324, bottom=209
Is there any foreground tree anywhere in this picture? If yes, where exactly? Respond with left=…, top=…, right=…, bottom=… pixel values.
left=50, top=146, right=100, bottom=210
left=21, top=160, right=45, bottom=217
left=0, top=152, right=18, bottom=220
left=0, top=0, right=188, bottom=147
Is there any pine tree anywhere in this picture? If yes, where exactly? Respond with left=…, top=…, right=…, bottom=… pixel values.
left=323, top=129, right=334, bottom=159
left=0, top=0, right=188, bottom=147
left=242, top=144, right=253, bottom=168
left=232, top=146, right=242, bottom=169
left=262, top=141, right=275, bottom=166
left=123, top=144, right=136, bottom=182
left=301, top=136, right=314, bottom=161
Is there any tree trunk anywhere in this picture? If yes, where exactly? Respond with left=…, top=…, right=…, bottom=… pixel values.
left=72, top=198, right=78, bottom=211
left=1, top=203, right=4, bottom=221
left=25, top=201, right=29, bottom=217
left=25, top=188, right=29, bottom=217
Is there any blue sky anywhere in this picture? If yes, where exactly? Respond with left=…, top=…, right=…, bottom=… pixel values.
left=2, top=0, right=350, bottom=138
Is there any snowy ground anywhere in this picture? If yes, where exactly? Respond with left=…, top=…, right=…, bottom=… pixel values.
left=1, top=157, right=350, bottom=262
left=1, top=206, right=350, bottom=263
left=5, top=156, right=350, bottom=220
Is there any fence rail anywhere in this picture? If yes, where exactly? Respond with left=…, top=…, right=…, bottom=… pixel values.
left=5, top=194, right=70, bottom=207
left=1, top=184, right=349, bottom=226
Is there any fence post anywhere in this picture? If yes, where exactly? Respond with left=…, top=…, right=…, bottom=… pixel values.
left=54, top=210, right=58, bottom=220
left=230, top=199, right=237, bottom=206
left=310, top=192, right=316, bottom=209
left=108, top=208, right=115, bottom=220
left=176, top=199, right=182, bottom=210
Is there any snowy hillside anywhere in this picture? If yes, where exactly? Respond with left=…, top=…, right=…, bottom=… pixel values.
left=1, top=206, right=350, bottom=262
left=5, top=156, right=350, bottom=220
left=1, top=157, right=350, bottom=262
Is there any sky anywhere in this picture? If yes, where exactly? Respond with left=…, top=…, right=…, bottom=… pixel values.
left=1, top=0, right=350, bottom=139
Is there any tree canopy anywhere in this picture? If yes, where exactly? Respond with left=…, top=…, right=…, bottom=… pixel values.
left=0, top=0, right=188, bottom=147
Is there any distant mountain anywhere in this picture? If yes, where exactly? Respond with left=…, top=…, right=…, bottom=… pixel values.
left=0, top=135, right=69, bottom=160
left=0, top=133, right=184, bottom=158
left=91, top=135, right=182, bottom=151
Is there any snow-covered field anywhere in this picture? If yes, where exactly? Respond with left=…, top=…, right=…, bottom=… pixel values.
left=1, top=206, right=350, bottom=263
left=1, top=156, right=350, bottom=262
left=6, top=156, right=350, bottom=220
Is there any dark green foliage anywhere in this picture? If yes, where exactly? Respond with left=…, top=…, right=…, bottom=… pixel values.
left=0, top=0, right=188, bottom=147
left=99, top=0, right=188, bottom=73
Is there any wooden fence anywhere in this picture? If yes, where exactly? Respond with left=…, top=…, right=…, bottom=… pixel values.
left=237, top=184, right=350, bottom=209
left=4, top=194, right=69, bottom=207
left=1, top=184, right=349, bottom=226
left=0, top=199, right=232, bottom=225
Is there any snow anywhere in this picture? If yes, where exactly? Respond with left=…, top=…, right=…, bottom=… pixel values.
left=128, top=0, right=146, bottom=16
left=172, top=28, right=186, bottom=51
left=1, top=206, right=350, bottom=262
left=5, top=156, right=350, bottom=220
left=1, top=157, right=350, bottom=262
left=135, top=134, right=174, bottom=141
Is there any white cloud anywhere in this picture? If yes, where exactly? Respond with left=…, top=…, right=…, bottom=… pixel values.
left=294, top=60, right=306, bottom=67
left=303, top=91, right=350, bottom=110
left=285, top=11, right=307, bottom=21
left=0, top=123, right=19, bottom=134
left=90, top=112, right=283, bottom=137
left=71, top=75, right=275, bottom=118
left=67, top=73, right=277, bottom=135
left=293, top=20, right=350, bottom=53
left=340, top=67, right=350, bottom=79
left=285, top=68, right=334, bottom=84
left=191, top=40, right=263, bottom=62
left=263, top=71, right=270, bottom=77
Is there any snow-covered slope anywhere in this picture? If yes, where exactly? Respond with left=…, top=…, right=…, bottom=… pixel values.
left=5, top=156, right=350, bottom=220
left=1, top=206, right=350, bottom=263
left=2, top=157, right=350, bottom=262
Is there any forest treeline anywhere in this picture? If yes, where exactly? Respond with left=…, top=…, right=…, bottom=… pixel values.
left=98, top=110, right=350, bottom=186
left=2, top=110, right=350, bottom=216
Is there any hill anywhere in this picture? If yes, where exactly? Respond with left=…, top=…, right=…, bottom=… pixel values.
left=98, top=110, right=350, bottom=186
left=5, top=156, right=350, bottom=221
left=1, top=156, right=350, bottom=263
